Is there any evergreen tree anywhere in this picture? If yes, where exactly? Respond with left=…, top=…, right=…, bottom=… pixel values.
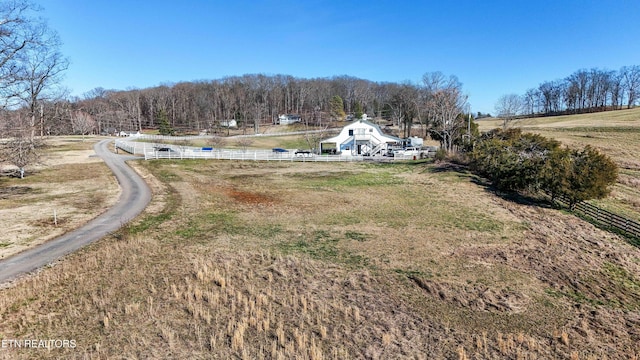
left=558, top=146, right=618, bottom=208
left=329, top=95, right=345, bottom=120
left=157, top=109, right=174, bottom=136
left=353, top=102, right=364, bottom=120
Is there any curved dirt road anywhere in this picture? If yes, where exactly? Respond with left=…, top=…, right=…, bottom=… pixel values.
left=0, top=139, right=151, bottom=284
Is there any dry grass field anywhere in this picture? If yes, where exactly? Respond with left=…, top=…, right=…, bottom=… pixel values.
left=479, top=108, right=640, bottom=222
left=1, top=151, right=639, bottom=358
left=478, top=108, right=640, bottom=131
left=0, top=137, right=120, bottom=259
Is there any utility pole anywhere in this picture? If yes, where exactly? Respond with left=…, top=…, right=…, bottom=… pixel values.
left=467, top=112, right=471, bottom=142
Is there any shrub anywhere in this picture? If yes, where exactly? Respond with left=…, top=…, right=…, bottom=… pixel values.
left=470, top=130, right=618, bottom=205
left=434, top=148, right=448, bottom=162
left=469, top=129, right=560, bottom=193
left=550, top=145, right=618, bottom=208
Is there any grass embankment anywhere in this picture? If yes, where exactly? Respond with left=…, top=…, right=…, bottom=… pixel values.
left=1, top=158, right=639, bottom=359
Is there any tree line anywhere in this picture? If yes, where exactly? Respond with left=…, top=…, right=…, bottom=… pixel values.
left=496, top=66, right=640, bottom=122
left=3, top=72, right=471, bottom=150
left=64, top=73, right=468, bottom=138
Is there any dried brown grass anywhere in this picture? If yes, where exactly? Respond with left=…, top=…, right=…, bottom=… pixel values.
left=0, top=138, right=120, bottom=259
left=1, top=158, right=639, bottom=359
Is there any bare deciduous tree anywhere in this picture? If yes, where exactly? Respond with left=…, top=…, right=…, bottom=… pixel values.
left=621, top=65, right=640, bottom=109
left=71, top=110, right=96, bottom=140
left=2, top=134, right=41, bottom=178
left=235, top=137, right=253, bottom=152
left=208, top=136, right=227, bottom=149
left=423, top=72, right=467, bottom=152
left=1, top=0, right=38, bottom=109
left=495, top=94, right=523, bottom=129
left=17, top=21, right=69, bottom=139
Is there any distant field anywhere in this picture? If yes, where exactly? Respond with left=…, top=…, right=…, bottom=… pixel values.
left=1, top=158, right=639, bottom=358
left=479, top=108, right=640, bottom=222
left=478, top=107, right=640, bottom=131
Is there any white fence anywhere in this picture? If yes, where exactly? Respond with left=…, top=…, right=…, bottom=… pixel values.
left=131, top=129, right=338, bottom=142
left=114, top=139, right=429, bottom=163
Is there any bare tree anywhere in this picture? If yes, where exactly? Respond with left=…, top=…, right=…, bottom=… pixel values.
left=235, top=137, right=253, bottom=152
left=621, top=65, right=640, bottom=109
left=389, top=83, right=420, bottom=138
left=495, top=94, right=523, bottom=129
left=423, top=73, right=467, bottom=152
left=523, top=88, right=541, bottom=115
left=302, top=112, right=328, bottom=152
left=16, top=20, right=69, bottom=139
left=2, top=133, right=41, bottom=178
left=1, top=0, right=38, bottom=109
left=71, top=110, right=96, bottom=140
left=175, top=138, right=193, bottom=153
left=429, top=89, right=467, bottom=152
left=208, top=136, right=227, bottom=149
left=538, top=80, right=565, bottom=113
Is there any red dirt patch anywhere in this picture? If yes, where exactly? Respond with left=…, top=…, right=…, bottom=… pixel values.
left=224, top=187, right=275, bottom=205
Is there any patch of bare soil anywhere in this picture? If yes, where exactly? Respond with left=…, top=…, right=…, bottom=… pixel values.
left=224, top=187, right=276, bottom=206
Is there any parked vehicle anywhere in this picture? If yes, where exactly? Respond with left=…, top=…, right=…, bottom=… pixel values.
left=393, top=146, right=438, bottom=159
left=272, top=148, right=289, bottom=153
left=154, top=146, right=176, bottom=153
left=294, top=150, right=313, bottom=157
left=393, top=147, right=421, bottom=157
left=422, top=146, right=438, bottom=157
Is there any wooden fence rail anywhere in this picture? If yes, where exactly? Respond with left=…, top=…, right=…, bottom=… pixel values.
left=555, top=195, right=640, bottom=239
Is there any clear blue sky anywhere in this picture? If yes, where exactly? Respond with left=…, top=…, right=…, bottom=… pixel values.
left=38, top=0, right=640, bottom=115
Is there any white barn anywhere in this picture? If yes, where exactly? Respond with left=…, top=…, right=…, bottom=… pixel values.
left=320, top=120, right=402, bottom=156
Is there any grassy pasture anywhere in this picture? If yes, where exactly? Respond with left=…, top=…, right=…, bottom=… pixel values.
left=0, top=137, right=119, bottom=259
left=153, top=134, right=313, bottom=150
left=478, top=107, right=640, bottom=131
left=1, top=156, right=639, bottom=358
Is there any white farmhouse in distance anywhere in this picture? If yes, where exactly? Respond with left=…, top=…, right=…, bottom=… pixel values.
left=275, top=114, right=301, bottom=125
left=320, top=120, right=403, bottom=156
left=219, top=119, right=238, bottom=128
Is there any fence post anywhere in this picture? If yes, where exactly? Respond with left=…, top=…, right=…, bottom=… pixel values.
left=625, top=219, right=629, bottom=234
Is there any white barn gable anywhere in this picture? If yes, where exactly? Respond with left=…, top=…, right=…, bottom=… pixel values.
left=320, top=120, right=402, bottom=156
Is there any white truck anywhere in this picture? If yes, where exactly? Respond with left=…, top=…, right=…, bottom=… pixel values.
left=393, top=146, right=438, bottom=159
